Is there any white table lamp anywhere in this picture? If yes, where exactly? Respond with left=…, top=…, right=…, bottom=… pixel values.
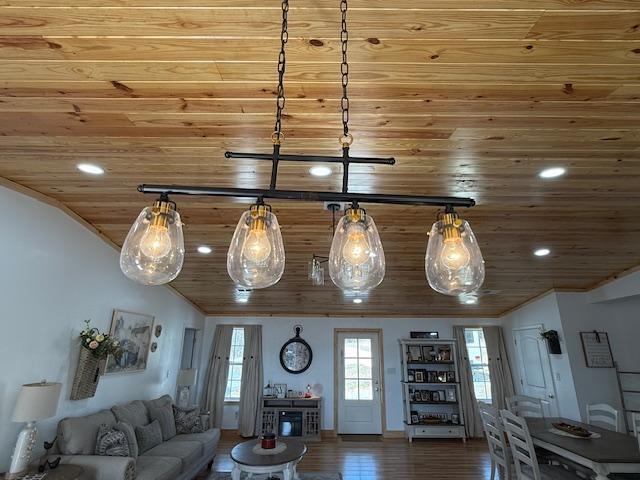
left=9, top=381, right=62, bottom=478
left=177, top=369, right=197, bottom=408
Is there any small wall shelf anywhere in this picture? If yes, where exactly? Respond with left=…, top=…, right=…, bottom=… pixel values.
left=399, top=338, right=466, bottom=443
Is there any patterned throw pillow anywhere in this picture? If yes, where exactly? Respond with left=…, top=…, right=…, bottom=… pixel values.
left=116, top=421, right=138, bottom=458
left=135, top=419, right=163, bottom=454
left=95, top=423, right=131, bottom=457
left=173, top=406, right=205, bottom=434
left=149, top=404, right=176, bottom=441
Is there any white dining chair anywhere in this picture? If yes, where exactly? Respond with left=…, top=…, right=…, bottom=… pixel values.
left=586, top=403, right=619, bottom=432
left=506, top=395, right=545, bottom=418
left=479, top=401, right=513, bottom=480
left=500, top=409, right=582, bottom=480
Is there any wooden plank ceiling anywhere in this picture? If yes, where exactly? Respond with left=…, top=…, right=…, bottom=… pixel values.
left=1, top=0, right=639, bottom=317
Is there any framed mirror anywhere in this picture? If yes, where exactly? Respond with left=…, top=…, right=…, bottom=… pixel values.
left=280, top=325, right=313, bottom=374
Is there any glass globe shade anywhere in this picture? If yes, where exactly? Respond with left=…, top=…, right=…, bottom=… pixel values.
left=227, top=205, right=285, bottom=289
left=329, top=208, right=385, bottom=292
left=120, top=202, right=185, bottom=285
left=425, top=215, right=484, bottom=295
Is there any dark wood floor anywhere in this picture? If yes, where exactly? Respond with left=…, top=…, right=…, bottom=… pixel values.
left=203, top=433, right=493, bottom=480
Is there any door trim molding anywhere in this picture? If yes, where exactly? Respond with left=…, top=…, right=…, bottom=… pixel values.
left=333, top=328, right=387, bottom=435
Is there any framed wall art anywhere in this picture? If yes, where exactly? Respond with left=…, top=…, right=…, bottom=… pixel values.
left=105, top=309, right=154, bottom=374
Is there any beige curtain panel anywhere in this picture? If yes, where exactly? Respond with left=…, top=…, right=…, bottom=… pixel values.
left=202, top=325, right=234, bottom=428
left=238, top=325, right=263, bottom=437
left=453, top=326, right=483, bottom=438
left=483, top=326, right=516, bottom=411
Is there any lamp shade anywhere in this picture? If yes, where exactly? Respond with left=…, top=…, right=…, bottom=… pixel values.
left=12, top=382, right=62, bottom=422
left=177, top=369, right=197, bottom=387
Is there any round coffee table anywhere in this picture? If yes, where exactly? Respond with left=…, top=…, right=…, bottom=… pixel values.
left=230, top=438, right=307, bottom=480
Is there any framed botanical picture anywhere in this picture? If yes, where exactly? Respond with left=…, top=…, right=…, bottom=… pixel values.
left=105, top=309, right=154, bottom=374
left=414, top=370, right=425, bottom=383
left=407, top=345, right=423, bottom=362
left=274, top=383, right=287, bottom=398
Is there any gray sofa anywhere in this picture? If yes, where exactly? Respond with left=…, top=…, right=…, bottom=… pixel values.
left=49, top=395, right=220, bottom=480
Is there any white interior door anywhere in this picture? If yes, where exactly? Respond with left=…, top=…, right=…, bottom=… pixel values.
left=513, top=326, right=559, bottom=417
left=337, top=331, right=383, bottom=434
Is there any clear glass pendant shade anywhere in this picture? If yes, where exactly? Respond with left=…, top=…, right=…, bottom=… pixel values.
left=425, top=213, right=484, bottom=295
left=227, top=205, right=285, bottom=289
left=120, top=200, right=185, bottom=285
left=329, top=208, right=385, bottom=292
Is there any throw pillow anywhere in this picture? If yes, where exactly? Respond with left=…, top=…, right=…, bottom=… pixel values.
left=95, top=423, right=131, bottom=457
left=135, top=419, right=163, bottom=454
left=149, top=404, right=177, bottom=441
left=173, top=406, right=205, bottom=434
left=116, top=421, right=138, bottom=458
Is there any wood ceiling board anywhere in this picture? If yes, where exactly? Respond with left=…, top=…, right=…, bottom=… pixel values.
left=1, top=0, right=639, bottom=316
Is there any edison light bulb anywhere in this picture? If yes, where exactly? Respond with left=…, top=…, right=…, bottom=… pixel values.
left=242, top=228, right=272, bottom=263
left=440, top=237, right=470, bottom=270
left=140, top=224, right=172, bottom=260
left=120, top=196, right=185, bottom=286
left=329, top=206, right=385, bottom=292
left=342, top=223, right=371, bottom=266
left=425, top=211, right=484, bottom=296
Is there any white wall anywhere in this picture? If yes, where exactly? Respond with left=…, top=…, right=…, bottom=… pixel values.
left=501, top=293, right=581, bottom=420
left=0, top=186, right=204, bottom=471
left=202, top=315, right=499, bottom=432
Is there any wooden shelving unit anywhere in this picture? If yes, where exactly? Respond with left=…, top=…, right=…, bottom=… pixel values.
left=399, top=339, right=466, bottom=443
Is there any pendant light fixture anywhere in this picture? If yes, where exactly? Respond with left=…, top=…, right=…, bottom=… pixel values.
left=227, top=202, right=285, bottom=289
left=130, top=0, right=484, bottom=298
left=329, top=204, right=385, bottom=292
left=425, top=207, right=484, bottom=295
left=120, top=194, right=185, bottom=285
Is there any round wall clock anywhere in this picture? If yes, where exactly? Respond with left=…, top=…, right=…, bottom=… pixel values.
left=280, top=325, right=313, bottom=374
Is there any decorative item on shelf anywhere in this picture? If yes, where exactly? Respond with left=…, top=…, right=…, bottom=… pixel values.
left=437, top=371, right=447, bottom=383
left=446, top=371, right=456, bottom=383
left=304, top=384, right=313, bottom=398
left=410, top=411, right=419, bottom=424
left=451, top=414, right=460, bottom=425
left=264, top=381, right=275, bottom=398
left=274, top=383, right=287, bottom=399
left=428, top=371, right=438, bottom=383
left=120, top=193, right=185, bottom=286
left=421, top=346, right=435, bottom=362
left=129, top=0, right=480, bottom=296
left=154, top=325, right=163, bottom=338
left=410, top=331, right=439, bottom=339
left=104, top=310, right=154, bottom=375
left=431, top=391, right=441, bottom=402
left=280, top=325, right=312, bottom=374
left=227, top=202, right=286, bottom=289
left=421, top=390, right=431, bottom=402
left=407, top=370, right=415, bottom=382
left=71, top=320, right=121, bottom=400
left=414, top=371, right=425, bottom=383
left=8, top=381, right=62, bottom=479
left=541, top=329, right=562, bottom=355
left=425, top=206, right=485, bottom=296
left=437, top=346, right=452, bottom=362
left=177, top=368, right=197, bottom=408
left=407, top=345, right=423, bottom=363
left=438, top=390, right=446, bottom=402
left=446, top=389, right=457, bottom=402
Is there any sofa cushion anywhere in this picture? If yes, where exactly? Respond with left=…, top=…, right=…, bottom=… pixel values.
left=58, top=409, right=116, bottom=455
left=149, top=403, right=176, bottom=441
left=143, top=394, right=173, bottom=411
left=95, top=423, right=131, bottom=457
left=135, top=419, right=163, bottom=454
left=173, top=405, right=205, bottom=434
left=141, top=440, right=202, bottom=472
left=116, top=421, right=138, bottom=458
left=135, top=455, right=181, bottom=480
left=169, top=428, right=221, bottom=455
left=112, top=400, right=149, bottom=429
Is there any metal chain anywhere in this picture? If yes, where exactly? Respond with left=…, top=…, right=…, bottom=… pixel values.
left=340, top=0, right=350, bottom=139
left=273, top=0, right=289, bottom=144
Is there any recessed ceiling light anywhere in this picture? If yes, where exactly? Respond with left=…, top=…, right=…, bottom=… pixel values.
left=353, top=298, right=363, bottom=304
left=534, top=248, right=551, bottom=257
left=539, top=167, right=566, bottom=179
left=309, top=166, right=332, bottom=177
left=464, top=298, right=477, bottom=305
left=77, top=163, right=104, bottom=175
left=236, top=297, right=249, bottom=303
left=459, top=294, right=478, bottom=305
left=197, top=245, right=213, bottom=254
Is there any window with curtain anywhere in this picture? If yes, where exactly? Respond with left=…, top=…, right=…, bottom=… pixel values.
left=464, top=328, right=492, bottom=403
left=224, top=327, right=245, bottom=401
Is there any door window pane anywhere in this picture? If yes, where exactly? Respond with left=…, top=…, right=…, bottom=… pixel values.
left=359, top=359, right=372, bottom=379
left=358, top=339, right=372, bottom=357
left=359, top=380, right=373, bottom=400
left=345, top=338, right=358, bottom=357
left=345, top=379, right=359, bottom=400
left=344, top=358, right=358, bottom=378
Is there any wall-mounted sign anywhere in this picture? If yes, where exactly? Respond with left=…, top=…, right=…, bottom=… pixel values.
left=580, top=331, right=614, bottom=368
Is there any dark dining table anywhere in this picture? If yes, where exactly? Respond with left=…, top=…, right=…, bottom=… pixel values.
left=526, top=417, right=640, bottom=480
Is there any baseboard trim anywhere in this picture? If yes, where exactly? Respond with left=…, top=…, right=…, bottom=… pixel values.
left=383, top=430, right=405, bottom=439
